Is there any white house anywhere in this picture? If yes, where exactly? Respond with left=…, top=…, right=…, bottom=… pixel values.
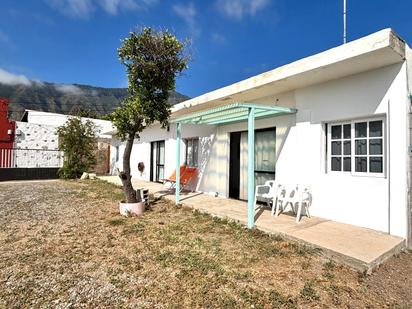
left=107, top=29, right=412, bottom=248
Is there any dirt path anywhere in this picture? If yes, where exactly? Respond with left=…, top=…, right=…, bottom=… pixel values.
left=0, top=180, right=411, bottom=308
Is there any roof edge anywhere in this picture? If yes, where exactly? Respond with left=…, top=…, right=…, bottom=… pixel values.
left=173, top=28, right=405, bottom=114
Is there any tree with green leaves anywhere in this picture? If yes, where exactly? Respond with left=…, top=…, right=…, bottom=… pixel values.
left=109, top=27, right=188, bottom=203
left=70, top=106, right=101, bottom=119
left=57, top=117, right=97, bottom=179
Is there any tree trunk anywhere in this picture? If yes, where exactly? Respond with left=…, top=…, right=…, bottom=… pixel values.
left=119, top=132, right=141, bottom=203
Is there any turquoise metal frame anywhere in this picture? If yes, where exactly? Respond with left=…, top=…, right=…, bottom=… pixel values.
left=171, top=102, right=297, bottom=228
left=175, top=122, right=181, bottom=205
left=172, top=103, right=296, bottom=125
left=247, top=107, right=255, bottom=228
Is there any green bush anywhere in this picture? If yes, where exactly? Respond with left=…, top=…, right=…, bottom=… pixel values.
left=57, top=117, right=97, bottom=179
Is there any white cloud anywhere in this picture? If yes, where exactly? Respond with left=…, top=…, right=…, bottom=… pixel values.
left=0, top=68, right=32, bottom=86
left=216, top=0, right=270, bottom=19
left=33, top=80, right=46, bottom=87
left=173, top=2, right=200, bottom=37
left=46, top=0, right=94, bottom=19
left=54, top=84, right=85, bottom=95
left=211, top=33, right=226, bottom=44
left=45, top=0, right=158, bottom=19
left=98, top=0, right=138, bottom=15
left=0, top=30, right=10, bottom=44
left=250, top=0, right=268, bottom=15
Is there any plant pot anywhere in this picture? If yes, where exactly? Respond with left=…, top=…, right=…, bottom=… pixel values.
left=119, top=201, right=145, bottom=216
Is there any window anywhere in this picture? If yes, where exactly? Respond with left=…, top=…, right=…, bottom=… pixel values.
left=254, top=128, right=276, bottom=186
left=327, top=118, right=384, bottom=175
left=330, top=123, right=352, bottom=172
left=185, top=138, right=199, bottom=167
left=115, top=146, right=119, bottom=162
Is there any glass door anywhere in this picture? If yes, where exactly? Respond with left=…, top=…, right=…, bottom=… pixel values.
left=150, top=140, right=165, bottom=182
left=254, top=129, right=276, bottom=186
left=239, top=128, right=276, bottom=200
left=156, top=141, right=165, bottom=181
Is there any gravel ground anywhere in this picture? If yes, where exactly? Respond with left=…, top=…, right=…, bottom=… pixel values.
left=0, top=179, right=411, bottom=308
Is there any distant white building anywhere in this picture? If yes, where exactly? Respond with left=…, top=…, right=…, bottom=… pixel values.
left=13, top=122, right=61, bottom=168
left=21, top=109, right=114, bottom=138
left=10, top=110, right=114, bottom=170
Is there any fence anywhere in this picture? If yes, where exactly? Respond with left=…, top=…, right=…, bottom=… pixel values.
left=0, top=148, right=64, bottom=168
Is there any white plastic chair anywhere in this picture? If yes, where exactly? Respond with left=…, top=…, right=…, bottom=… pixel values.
left=295, top=186, right=312, bottom=223
left=274, top=184, right=298, bottom=216
left=274, top=184, right=312, bottom=223
left=254, top=180, right=279, bottom=211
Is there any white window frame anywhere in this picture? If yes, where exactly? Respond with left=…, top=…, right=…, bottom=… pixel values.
left=327, top=117, right=386, bottom=177
left=184, top=137, right=199, bottom=167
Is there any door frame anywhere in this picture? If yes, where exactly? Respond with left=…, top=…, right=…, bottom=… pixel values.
left=150, top=140, right=165, bottom=182
left=228, top=126, right=276, bottom=200
left=229, top=131, right=241, bottom=199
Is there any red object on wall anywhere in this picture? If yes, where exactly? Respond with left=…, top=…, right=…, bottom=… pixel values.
left=0, top=98, right=16, bottom=168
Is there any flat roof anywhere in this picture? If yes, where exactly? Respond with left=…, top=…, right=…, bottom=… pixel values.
left=172, top=28, right=405, bottom=117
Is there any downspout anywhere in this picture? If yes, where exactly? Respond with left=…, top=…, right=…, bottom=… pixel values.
left=406, top=47, right=412, bottom=248
left=409, top=94, right=412, bottom=249
left=408, top=94, right=412, bottom=248
left=387, top=99, right=391, bottom=235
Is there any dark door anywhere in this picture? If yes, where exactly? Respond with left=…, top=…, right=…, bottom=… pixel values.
left=229, top=128, right=276, bottom=200
left=150, top=140, right=165, bottom=182
left=229, top=132, right=241, bottom=199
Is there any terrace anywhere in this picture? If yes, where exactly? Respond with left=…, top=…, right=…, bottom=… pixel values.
left=99, top=175, right=405, bottom=273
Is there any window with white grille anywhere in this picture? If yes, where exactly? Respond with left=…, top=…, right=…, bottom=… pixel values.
left=327, top=118, right=384, bottom=176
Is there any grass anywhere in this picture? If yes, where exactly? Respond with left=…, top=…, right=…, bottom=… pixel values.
left=108, top=218, right=126, bottom=226
left=0, top=179, right=411, bottom=308
left=300, top=281, right=320, bottom=302
left=322, top=260, right=336, bottom=280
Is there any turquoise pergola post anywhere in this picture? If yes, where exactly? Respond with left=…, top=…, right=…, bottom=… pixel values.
left=247, top=107, right=255, bottom=228
left=175, top=122, right=181, bottom=205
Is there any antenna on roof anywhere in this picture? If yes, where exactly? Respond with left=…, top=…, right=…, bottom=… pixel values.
left=343, top=0, right=347, bottom=44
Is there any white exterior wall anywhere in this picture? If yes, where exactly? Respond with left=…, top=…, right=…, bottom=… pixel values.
left=112, top=63, right=409, bottom=238
left=13, top=122, right=62, bottom=167
left=110, top=124, right=215, bottom=191
left=293, top=63, right=408, bottom=238
left=14, top=122, right=59, bottom=150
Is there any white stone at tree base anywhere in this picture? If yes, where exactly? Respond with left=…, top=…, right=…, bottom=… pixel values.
left=80, top=172, right=89, bottom=180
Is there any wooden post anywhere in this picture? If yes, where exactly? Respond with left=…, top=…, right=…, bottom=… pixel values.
left=106, top=144, right=110, bottom=174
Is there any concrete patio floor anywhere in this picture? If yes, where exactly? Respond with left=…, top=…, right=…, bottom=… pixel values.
left=99, top=176, right=405, bottom=273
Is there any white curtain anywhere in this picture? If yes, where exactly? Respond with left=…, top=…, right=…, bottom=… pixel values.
left=239, top=130, right=276, bottom=200
left=239, top=132, right=248, bottom=200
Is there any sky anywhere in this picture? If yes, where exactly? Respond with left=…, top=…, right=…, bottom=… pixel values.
left=0, top=0, right=412, bottom=98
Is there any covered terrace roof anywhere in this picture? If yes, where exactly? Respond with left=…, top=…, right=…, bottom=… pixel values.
left=171, top=103, right=296, bottom=125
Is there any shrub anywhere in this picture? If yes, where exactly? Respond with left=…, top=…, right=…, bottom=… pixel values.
left=57, top=116, right=97, bottom=179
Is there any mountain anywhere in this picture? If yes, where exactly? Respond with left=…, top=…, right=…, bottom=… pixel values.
left=0, top=82, right=190, bottom=120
